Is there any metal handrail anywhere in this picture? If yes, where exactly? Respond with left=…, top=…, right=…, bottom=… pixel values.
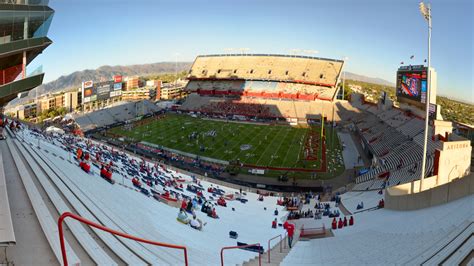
left=267, top=234, right=282, bottom=263
left=220, top=243, right=261, bottom=266
left=58, top=212, right=189, bottom=266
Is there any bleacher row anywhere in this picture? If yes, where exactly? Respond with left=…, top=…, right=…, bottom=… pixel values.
left=8, top=127, right=291, bottom=265
left=73, top=100, right=160, bottom=131
left=185, top=80, right=337, bottom=101
left=283, top=190, right=474, bottom=265
left=353, top=156, right=434, bottom=191
left=188, top=54, right=344, bottom=87
left=180, top=94, right=339, bottom=120
left=351, top=103, right=441, bottom=191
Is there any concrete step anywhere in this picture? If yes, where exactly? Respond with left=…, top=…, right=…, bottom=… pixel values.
left=243, top=230, right=301, bottom=266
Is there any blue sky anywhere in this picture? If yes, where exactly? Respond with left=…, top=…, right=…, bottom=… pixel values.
left=33, top=0, right=473, bottom=102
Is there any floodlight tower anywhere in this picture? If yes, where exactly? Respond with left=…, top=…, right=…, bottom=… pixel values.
left=223, top=48, right=235, bottom=55
left=303, top=50, right=319, bottom=56
left=290, top=49, right=301, bottom=57
left=341, top=56, right=349, bottom=100
left=419, top=1, right=432, bottom=191
left=175, top=52, right=180, bottom=89
left=239, top=48, right=250, bottom=55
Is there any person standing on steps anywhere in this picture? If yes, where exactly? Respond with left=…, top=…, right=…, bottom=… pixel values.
left=284, top=221, right=295, bottom=248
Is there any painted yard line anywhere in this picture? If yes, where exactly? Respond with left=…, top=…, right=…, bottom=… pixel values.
left=199, top=120, right=236, bottom=158
left=281, top=129, right=308, bottom=168
left=222, top=125, right=260, bottom=161
left=254, top=126, right=287, bottom=166
left=267, top=127, right=292, bottom=167
left=280, top=129, right=301, bottom=167
left=236, top=125, right=271, bottom=164
left=249, top=126, right=283, bottom=165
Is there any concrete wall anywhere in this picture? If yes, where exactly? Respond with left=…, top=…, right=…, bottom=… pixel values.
left=385, top=173, right=474, bottom=210
left=437, top=140, right=472, bottom=184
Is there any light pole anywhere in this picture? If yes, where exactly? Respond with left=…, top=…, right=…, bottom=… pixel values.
left=341, top=57, right=349, bottom=100
left=175, top=52, right=179, bottom=90
left=419, top=1, right=431, bottom=191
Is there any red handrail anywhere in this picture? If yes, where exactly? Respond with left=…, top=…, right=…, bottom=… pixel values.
left=58, top=212, right=189, bottom=266
left=220, top=243, right=261, bottom=266
left=267, top=234, right=282, bottom=263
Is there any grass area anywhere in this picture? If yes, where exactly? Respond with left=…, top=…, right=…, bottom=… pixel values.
left=108, top=114, right=345, bottom=179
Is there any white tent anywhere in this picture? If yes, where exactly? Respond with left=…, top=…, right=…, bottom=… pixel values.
left=62, top=113, right=74, bottom=121
left=45, top=126, right=65, bottom=134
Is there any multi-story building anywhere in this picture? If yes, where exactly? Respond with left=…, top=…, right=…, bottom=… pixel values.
left=160, top=83, right=187, bottom=100
left=64, top=88, right=82, bottom=112
left=36, top=92, right=65, bottom=114
left=0, top=1, right=54, bottom=107
left=16, top=102, right=37, bottom=120
left=126, top=76, right=142, bottom=90
left=146, top=79, right=162, bottom=101
left=121, top=87, right=156, bottom=102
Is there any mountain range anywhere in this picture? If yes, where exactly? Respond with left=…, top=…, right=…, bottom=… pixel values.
left=37, top=62, right=193, bottom=95
left=342, top=72, right=395, bottom=87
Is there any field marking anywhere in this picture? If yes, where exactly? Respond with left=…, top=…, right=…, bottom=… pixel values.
left=233, top=124, right=271, bottom=163
left=254, top=126, right=287, bottom=166
left=267, top=127, right=292, bottom=167
left=280, top=129, right=302, bottom=167
left=111, top=115, right=337, bottom=172
left=218, top=124, right=258, bottom=161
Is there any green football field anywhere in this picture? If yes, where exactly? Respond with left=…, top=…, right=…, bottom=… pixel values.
left=108, top=114, right=344, bottom=176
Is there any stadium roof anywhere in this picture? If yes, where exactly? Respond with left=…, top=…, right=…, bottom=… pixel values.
left=197, top=53, right=344, bottom=63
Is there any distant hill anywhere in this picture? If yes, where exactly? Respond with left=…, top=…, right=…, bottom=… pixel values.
left=343, top=72, right=395, bottom=87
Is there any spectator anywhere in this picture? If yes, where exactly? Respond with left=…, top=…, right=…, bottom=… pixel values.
left=272, top=218, right=277, bottom=229
left=286, top=222, right=295, bottom=248
left=211, top=208, right=218, bottom=219
left=190, top=215, right=203, bottom=230
left=177, top=209, right=190, bottom=224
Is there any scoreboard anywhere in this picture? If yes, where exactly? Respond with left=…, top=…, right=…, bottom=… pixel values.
left=82, top=76, right=123, bottom=103
left=396, top=65, right=428, bottom=104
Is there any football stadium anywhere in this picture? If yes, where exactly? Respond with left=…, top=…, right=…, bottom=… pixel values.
left=103, top=54, right=346, bottom=181
left=0, top=1, right=473, bottom=266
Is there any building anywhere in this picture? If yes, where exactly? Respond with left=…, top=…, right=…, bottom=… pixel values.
left=0, top=1, right=54, bottom=107
left=64, top=88, right=82, bottom=112
left=160, top=83, right=187, bottom=100
left=146, top=79, right=162, bottom=101
left=121, top=87, right=156, bottom=101
left=126, top=76, right=142, bottom=90
left=36, top=92, right=65, bottom=114
left=8, top=101, right=37, bottom=120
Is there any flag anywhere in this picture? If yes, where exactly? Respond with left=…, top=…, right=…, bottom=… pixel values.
left=410, top=55, right=414, bottom=59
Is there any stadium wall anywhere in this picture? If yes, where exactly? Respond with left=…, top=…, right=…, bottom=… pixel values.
left=385, top=173, right=473, bottom=210
left=140, top=141, right=229, bottom=165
